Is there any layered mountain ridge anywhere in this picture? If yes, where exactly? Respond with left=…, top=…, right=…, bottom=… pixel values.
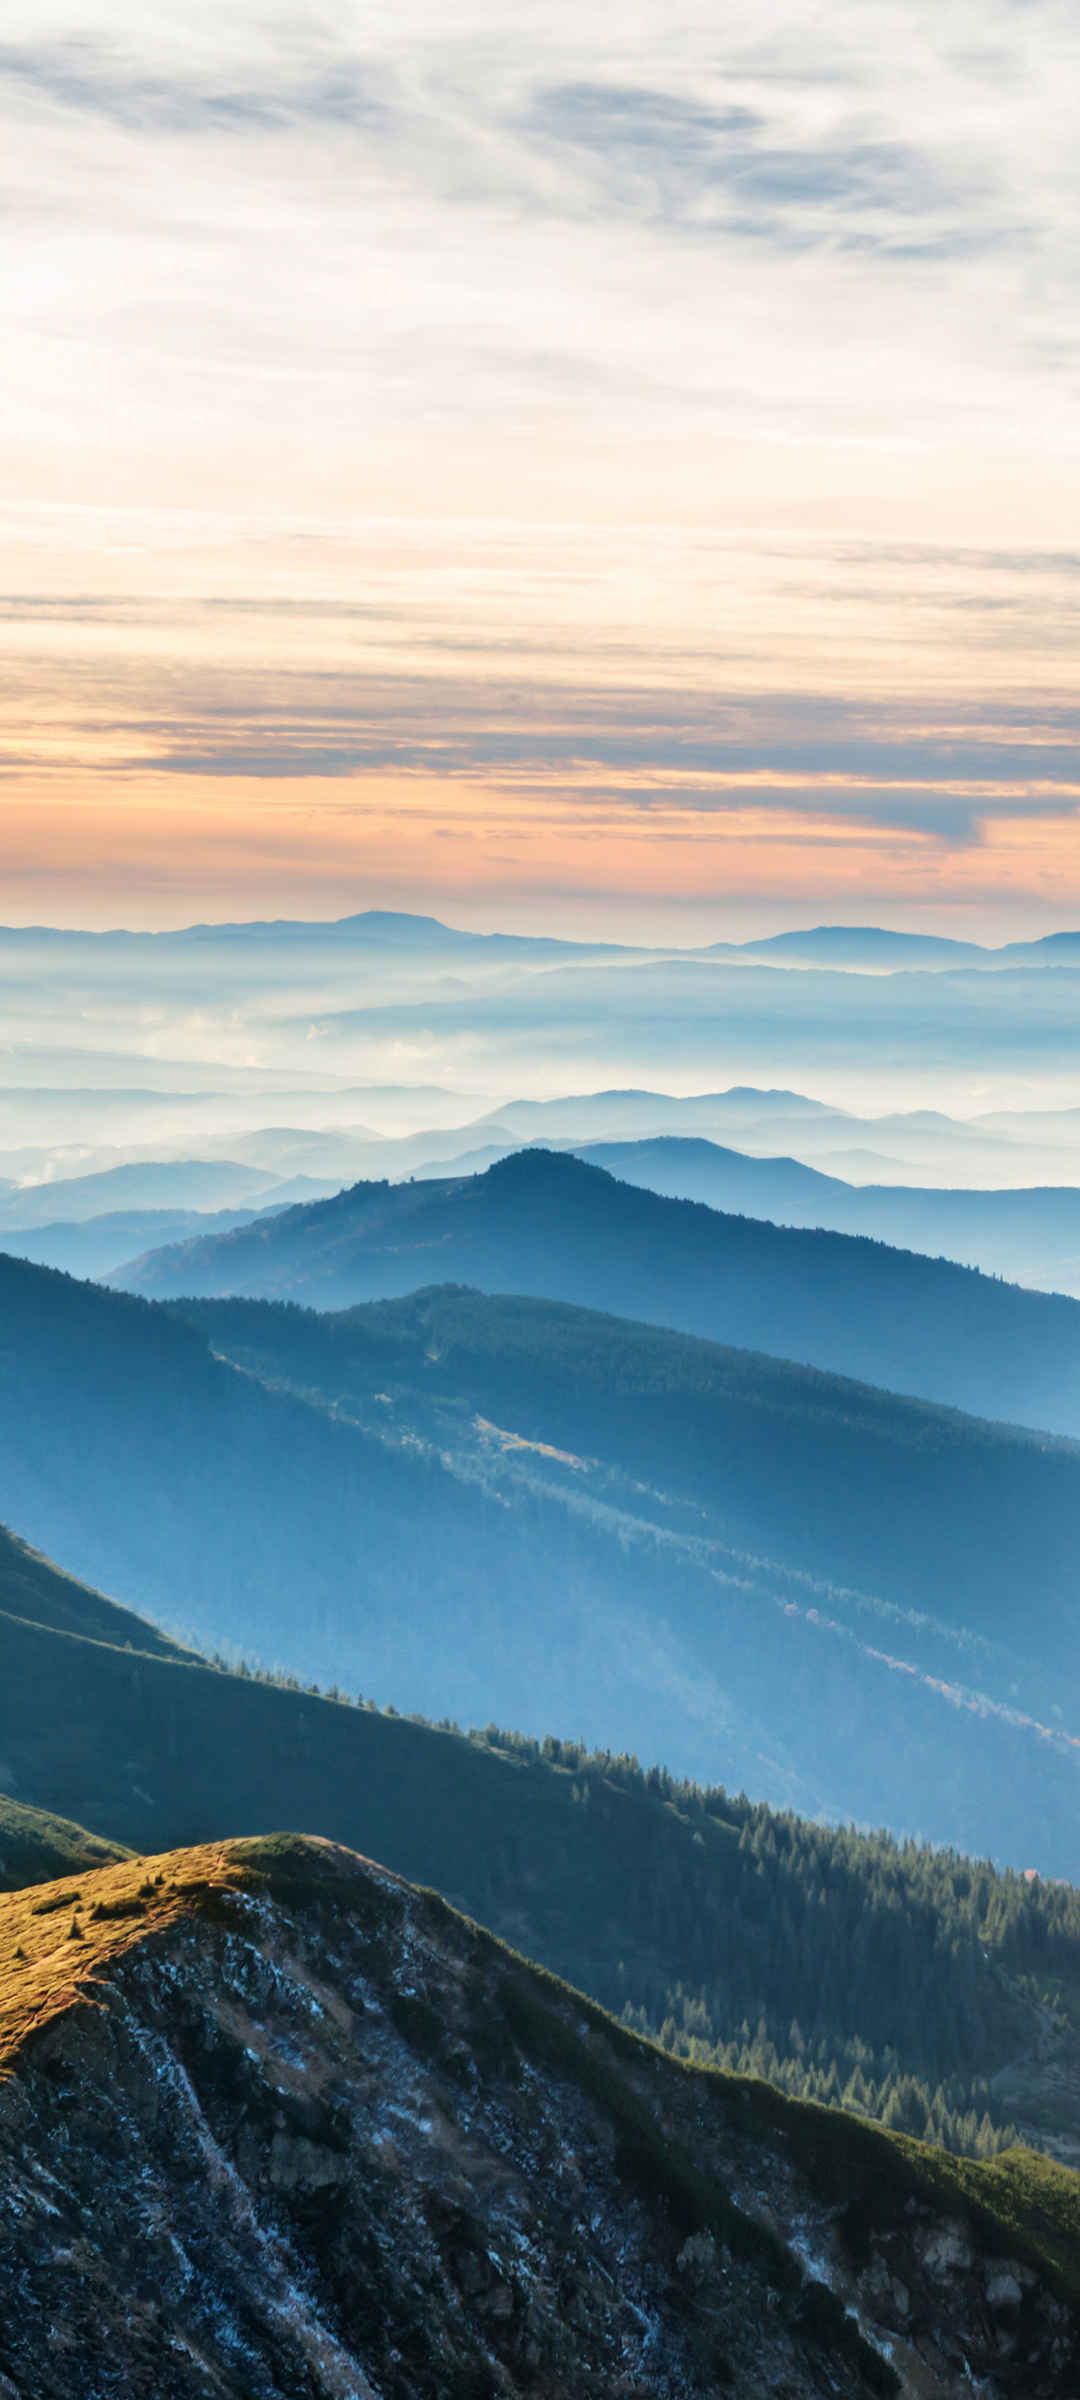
left=5, top=906, right=1080, bottom=969
left=8, top=1241, right=1080, bottom=1858
left=114, top=1147, right=1080, bottom=1434
left=7, top=1239, right=1080, bottom=1860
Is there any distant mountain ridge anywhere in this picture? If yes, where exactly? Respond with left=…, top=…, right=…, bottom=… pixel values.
left=0, top=1159, right=279, bottom=1225
left=474, top=1083, right=835, bottom=1136
left=116, top=1146, right=1080, bottom=1436
left=564, top=1134, right=1080, bottom=1292
left=709, top=924, right=1080, bottom=968
left=0, top=908, right=632, bottom=959
left=387, top=1082, right=1080, bottom=1194
left=0, top=1206, right=271, bottom=1281
left=707, top=924, right=989, bottom=966
left=183, top=1278, right=1080, bottom=1704
left=1, top=906, right=1079, bottom=968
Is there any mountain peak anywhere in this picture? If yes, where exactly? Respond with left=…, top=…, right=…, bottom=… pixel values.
left=482, top=1143, right=606, bottom=1185
left=736, top=924, right=984, bottom=963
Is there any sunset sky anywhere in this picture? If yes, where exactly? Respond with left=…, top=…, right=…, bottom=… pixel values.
left=3, top=0, right=1080, bottom=937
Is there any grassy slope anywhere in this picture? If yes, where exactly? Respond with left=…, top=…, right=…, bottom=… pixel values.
left=0, top=1840, right=244, bottom=2068
left=4, top=1829, right=1080, bottom=2318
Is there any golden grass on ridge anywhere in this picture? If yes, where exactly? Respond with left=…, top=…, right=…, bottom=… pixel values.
left=0, top=1843, right=248, bottom=2074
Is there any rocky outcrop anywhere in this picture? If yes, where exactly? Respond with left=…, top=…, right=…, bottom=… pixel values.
left=0, top=1837, right=1077, bottom=2398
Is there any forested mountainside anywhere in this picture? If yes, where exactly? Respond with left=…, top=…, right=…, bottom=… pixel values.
left=5, top=1252, right=1080, bottom=1859
left=572, top=1136, right=1080, bottom=1290
left=115, top=1149, right=1080, bottom=1435
left=8, top=1838, right=1080, bottom=2400
left=1, top=1252, right=798, bottom=1797
left=5, top=1526, right=1080, bottom=2166
left=177, top=1282, right=1080, bottom=1868
left=180, top=1282, right=1080, bottom=1671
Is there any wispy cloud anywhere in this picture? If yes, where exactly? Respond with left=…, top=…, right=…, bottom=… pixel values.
left=0, top=33, right=392, bottom=136
left=5, top=635, right=1080, bottom=849
left=519, top=77, right=995, bottom=259
left=0, top=1, right=1078, bottom=927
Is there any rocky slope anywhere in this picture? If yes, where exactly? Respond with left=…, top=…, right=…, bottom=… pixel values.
left=1, top=1839, right=1079, bottom=2399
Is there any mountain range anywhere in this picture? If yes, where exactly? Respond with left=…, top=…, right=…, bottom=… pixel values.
left=8, top=901, right=1080, bottom=2373
left=113, top=1147, right=1080, bottom=1435
left=6, top=1243, right=1080, bottom=1863
left=5, top=907, right=1080, bottom=970
left=344, top=1083, right=1080, bottom=1195
left=0, top=1204, right=272, bottom=1280
left=0, top=1156, right=331, bottom=1224
left=706, top=925, right=1080, bottom=970
left=564, top=1136, right=1080, bottom=1292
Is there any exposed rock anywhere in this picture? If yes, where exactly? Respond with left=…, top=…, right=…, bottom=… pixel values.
left=268, top=2128, right=350, bottom=2191
left=0, top=1836, right=1077, bottom=2399
left=919, top=2222, right=974, bottom=2276
left=987, top=2262, right=1025, bottom=2309
left=677, top=2230, right=720, bottom=2282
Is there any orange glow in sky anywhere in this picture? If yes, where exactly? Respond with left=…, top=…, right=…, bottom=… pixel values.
left=2, top=1, right=1079, bottom=937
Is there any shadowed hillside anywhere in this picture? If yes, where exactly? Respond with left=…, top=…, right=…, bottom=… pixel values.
left=6, top=1526, right=1080, bottom=2165
left=0, top=1794, right=130, bottom=1891
left=6, top=1247, right=1080, bottom=1858
left=116, top=1149, right=1080, bottom=1435
left=3, top=1252, right=803, bottom=1788
left=570, top=1135, right=1080, bottom=1293
left=179, top=1281, right=1080, bottom=1684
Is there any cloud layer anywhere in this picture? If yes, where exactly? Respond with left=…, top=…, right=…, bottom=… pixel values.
left=1, top=1, right=1078, bottom=930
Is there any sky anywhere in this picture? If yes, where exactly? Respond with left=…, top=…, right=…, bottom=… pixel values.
left=2, top=0, right=1080, bottom=939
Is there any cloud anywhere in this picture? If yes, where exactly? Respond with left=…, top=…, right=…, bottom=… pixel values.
left=520, top=76, right=988, bottom=256
left=0, top=18, right=1035, bottom=270
left=5, top=645, right=1075, bottom=846
left=0, top=0, right=1077, bottom=933
left=0, top=35, right=391, bottom=137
